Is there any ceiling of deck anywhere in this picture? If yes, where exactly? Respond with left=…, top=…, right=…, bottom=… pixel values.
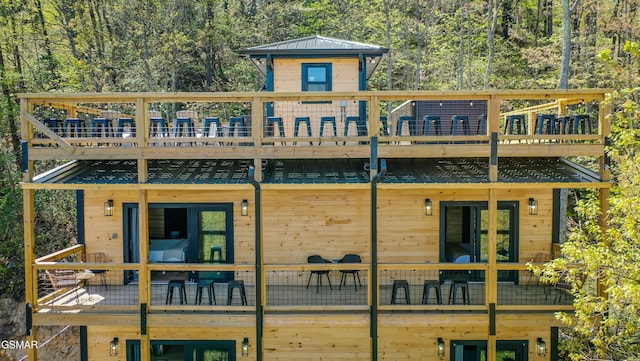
left=34, top=158, right=601, bottom=185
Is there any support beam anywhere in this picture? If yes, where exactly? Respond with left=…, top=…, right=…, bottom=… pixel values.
left=23, top=189, right=38, bottom=360
left=138, top=190, right=150, bottom=361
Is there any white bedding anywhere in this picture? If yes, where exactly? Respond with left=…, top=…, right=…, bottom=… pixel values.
left=149, top=239, right=189, bottom=262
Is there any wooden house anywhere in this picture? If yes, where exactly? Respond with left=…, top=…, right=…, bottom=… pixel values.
left=20, top=36, right=611, bottom=361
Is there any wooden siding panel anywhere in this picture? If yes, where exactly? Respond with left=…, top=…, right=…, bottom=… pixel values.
left=263, top=314, right=370, bottom=361
left=262, top=189, right=370, bottom=264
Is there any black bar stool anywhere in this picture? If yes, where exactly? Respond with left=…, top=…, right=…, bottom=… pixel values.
left=451, top=115, right=470, bottom=135
left=319, top=116, right=337, bottom=144
left=396, top=116, right=414, bottom=136
left=504, top=114, right=526, bottom=135
left=227, top=280, right=247, bottom=305
left=165, top=280, right=187, bottom=305
left=422, top=280, right=442, bottom=304
left=194, top=279, right=216, bottom=305
left=391, top=279, right=411, bottom=304
left=116, top=118, right=136, bottom=138
left=424, top=115, right=442, bottom=136
left=448, top=280, right=469, bottom=305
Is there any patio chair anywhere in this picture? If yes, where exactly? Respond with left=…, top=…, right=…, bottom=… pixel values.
left=526, top=253, right=552, bottom=289
left=79, top=252, right=108, bottom=289
left=338, top=254, right=362, bottom=292
left=46, top=270, right=80, bottom=301
left=306, top=255, right=332, bottom=293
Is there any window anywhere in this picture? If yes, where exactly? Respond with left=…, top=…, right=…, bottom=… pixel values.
left=302, top=63, right=332, bottom=91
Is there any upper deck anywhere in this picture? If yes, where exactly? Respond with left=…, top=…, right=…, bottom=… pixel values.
left=19, top=89, right=611, bottom=182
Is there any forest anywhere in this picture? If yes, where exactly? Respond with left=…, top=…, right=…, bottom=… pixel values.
left=1, top=0, right=640, bottom=359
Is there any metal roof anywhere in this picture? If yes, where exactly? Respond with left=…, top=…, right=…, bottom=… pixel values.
left=243, top=35, right=388, bottom=55
left=242, top=35, right=388, bottom=80
left=34, top=158, right=602, bottom=185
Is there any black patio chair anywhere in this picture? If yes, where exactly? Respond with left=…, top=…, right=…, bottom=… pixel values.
left=338, top=254, right=362, bottom=292
left=306, top=255, right=333, bottom=293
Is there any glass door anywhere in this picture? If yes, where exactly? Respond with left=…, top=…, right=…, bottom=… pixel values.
left=127, top=340, right=235, bottom=361
left=496, top=340, right=528, bottom=361
left=451, top=340, right=487, bottom=361
left=190, top=205, right=234, bottom=282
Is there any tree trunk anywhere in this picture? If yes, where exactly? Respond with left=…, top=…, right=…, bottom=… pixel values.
left=485, top=0, right=502, bottom=89
left=559, top=0, right=571, bottom=89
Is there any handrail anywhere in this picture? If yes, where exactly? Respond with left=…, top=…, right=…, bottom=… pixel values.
left=34, top=244, right=84, bottom=263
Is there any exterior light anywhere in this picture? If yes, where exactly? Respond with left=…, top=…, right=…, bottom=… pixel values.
left=109, top=337, right=119, bottom=356
left=241, top=199, right=248, bottom=216
left=528, top=198, right=538, bottom=215
left=537, top=338, right=546, bottom=356
left=242, top=337, right=249, bottom=357
left=437, top=338, right=445, bottom=357
left=425, top=199, right=433, bottom=216
left=469, top=100, right=474, bottom=106
left=104, top=200, right=114, bottom=216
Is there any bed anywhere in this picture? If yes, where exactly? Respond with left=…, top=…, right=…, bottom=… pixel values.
left=445, top=242, right=470, bottom=263
left=148, top=239, right=189, bottom=262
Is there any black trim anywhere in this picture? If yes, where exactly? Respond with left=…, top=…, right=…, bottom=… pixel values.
left=25, top=303, right=32, bottom=336
left=370, top=155, right=386, bottom=361
left=489, top=303, right=496, bottom=335
left=491, top=132, right=498, bottom=165
left=80, top=326, right=88, bottom=361
left=77, top=191, right=85, bottom=244
left=552, top=189, right=560, bottom=244
left=248, top=167, right=263, bottom=361
left=21, top=141, right=28, bottom=173
left=551, top=327, right=559, bottom=361
left=140, top=303, right=147, bottom=335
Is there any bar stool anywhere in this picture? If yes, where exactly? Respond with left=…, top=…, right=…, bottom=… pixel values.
left=536, top=114, right=555, bottom=134
left=555, top=116, right=571, bottom=134
left=173, top=117, right=194, bottom=137
left=422, top=280, right=442, bottom=304
left=293, top=116, right=312, bottom=145
left=380, top=116, right=390, bottom=136
left=203, top=117, right=222, bottom=138
left=266, top=116, right=285, bottom=145
left=64, top=118, right=84, bottom=138
left=149, top=117, right=168, bottom=138
left=43, top=118, right=60, bottom=136
left=448, top=280, right=469, bottom=305
left=229, top=116, right=246, bottom=137
left=504, top=115, right=526, bottom=135
left=319, top=116, right=337, bottom=144
left=116, top=118, right=136, bottom=138
left=165, top=280, right=187, bottom=305
left=424, top=115, right=442, bottom=136
left=391, top=279, right=411, bottom=304
left=91, top=118, right=111, bottom=138
left=396, top=116, right=414, bottom=136
left=194, top=279, right=216, bottom=305
left=227, top=280, right=247, bottom=305
left=210, top=246, right=223, bottom=263
left=451, top=115, right=470, bottom=135
left=573, top=114, right=592, bottom=134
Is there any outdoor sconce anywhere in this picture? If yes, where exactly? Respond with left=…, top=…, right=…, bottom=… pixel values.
left=104, top=200, right=114, bottom=216
left=241, top=199, right=249, bottom=216
left=437, top=338, right=445, bottom=357
left=425, top=199, right=433, bottom=216
left=469, top=100, right=474, bottom=106
left=537, top=338, right=546, bottom=357
left=241, top=337, right=249, bottom=357
left=109, top=337, right=119, bottom=356
left=528, top=198, right=538, bottom=215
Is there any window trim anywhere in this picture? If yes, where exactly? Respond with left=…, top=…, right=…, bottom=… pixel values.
left=302, top=63, right=332, bottom=92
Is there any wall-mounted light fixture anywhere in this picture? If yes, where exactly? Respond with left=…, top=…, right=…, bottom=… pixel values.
left=437, top=338, right=445, bottom=357
left=109, top=337, right=119, bottom=356
left=469, top=100, right=474, bottom=107
left=241, top=199, right=249, bottom=216
left=537, top=338, right=546, bottom=357
left=425, top=199, right=433, bottom=216
left=528, top=198, right=538, bottom=215
left=241, top=337, right=249, bottom=357
left=104, top=200, right=114, bottom=216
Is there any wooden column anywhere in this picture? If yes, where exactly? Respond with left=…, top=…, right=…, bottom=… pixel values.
left=21, top=98, right=34, bottom=182
left=138, top=190, right=150, bottom=361
left=23, top=188, right=38, bottom=360
left=488, top=95, right=500, bottom=182
left=137, top=98, right=148, bottom=183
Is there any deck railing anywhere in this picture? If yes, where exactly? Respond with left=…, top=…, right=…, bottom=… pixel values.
left=32, top=260, right=574, bottom=313
left=19, top=90, right=610, bottom=163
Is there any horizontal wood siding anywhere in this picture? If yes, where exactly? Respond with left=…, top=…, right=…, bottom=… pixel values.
left=262, top=189, right=370, bottom=264
left=377, top=188, right=554, bottom=263
left=263, top=314, right=370, bottom=360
